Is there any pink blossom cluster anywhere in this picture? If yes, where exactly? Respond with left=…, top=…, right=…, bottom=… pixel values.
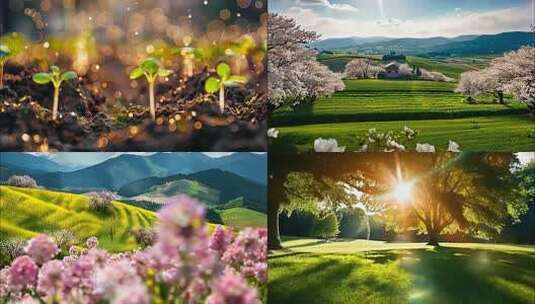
left=0, top=195, right=267, bottom=304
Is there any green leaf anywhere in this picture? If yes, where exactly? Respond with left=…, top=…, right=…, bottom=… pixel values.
left=216, top=63, right=231, bottom=79
left=33, top=73, right=53, bottom=84
left=0, top=45, right=10, bottom=58
left=204, top=77, right=221, bottom=93
left=129, top=67, right=145, bottom=79
left=61, top=71, right=77, bottom=82
left=158, top=69, right=172, bottom=77
left=141, top=58, right=160, bottom=75
left=224, top=75, right=247, bottom=86
left=51, top=65, right=60, bottom=75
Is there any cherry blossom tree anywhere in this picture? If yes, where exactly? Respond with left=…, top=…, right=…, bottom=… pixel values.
left=456, top=71, right=485, bottom=103
left=344, top=58, right=373, bottom=79
left=268, top=14, right=344, bottom=108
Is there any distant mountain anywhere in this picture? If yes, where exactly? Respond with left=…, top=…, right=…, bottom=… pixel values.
left=311, top=36, right=392, bottom=51
left=314, top=31, right=533, bottom=56
left=0, top=153, right=72, bottom=173
left=118, top=169, right=267, bottom=213
left=0, top=153, right=266, bottom=191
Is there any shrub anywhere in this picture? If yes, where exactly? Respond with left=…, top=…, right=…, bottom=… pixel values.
left=130, top=228, right=157, bottom=248
left=7, top=175, right=38, bottom=188
left=87, top=191, right=116, bottom=212
left=46, top=229, right=77, bottom=252
left=0, top=238, right=25, bottom=266
left=311, top=213, right=340, bottom=239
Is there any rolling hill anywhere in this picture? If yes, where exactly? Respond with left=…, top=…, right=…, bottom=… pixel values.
left=219, top=207, right=267, bottom=229
left=314, top=31, right=533, bottom=56
left=0, top=185, right=157, bottom=252
left=118, top=169, right=267, bottom=213
left=0, top=152, right=267, bottom=191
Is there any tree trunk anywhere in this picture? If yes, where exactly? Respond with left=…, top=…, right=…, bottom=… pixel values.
left=268, top=199, right=282, bottom=250
left=0, top=61, right=4, bottom=88
left=149, top=82, right=156, bottom=120
left=52, top=86, right=60, bottom=120
left=427, top=229, right=440, bottom=246
left=497, top=91, right=504, bottom=104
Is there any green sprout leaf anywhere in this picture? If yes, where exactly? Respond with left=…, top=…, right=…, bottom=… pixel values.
left=204, top=77, right=221, bottom=93
left=51, top=65, right=60, bottom=75
left=216, top=63, right=231, bottom=80
left=158, top=69, right=172, bottom=77
left=32, top=73, right=53, bottom=84
left=129, top=67, right=144, bottom=80
left=141, top=58, right=160, bottom=76
left=224, top=75, right=247, bottom=86
left=0, top=45, right=10, bottom=58
left=61, top=71, right=77, bottom=82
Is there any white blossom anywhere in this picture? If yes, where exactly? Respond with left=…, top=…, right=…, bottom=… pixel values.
left=267, top=128, right=279, bottom=139
left=416, top=143, right=436, bottom=153
left=447, top=141, right=461, bottom=153
left=313, top=138, right=346, bottom=152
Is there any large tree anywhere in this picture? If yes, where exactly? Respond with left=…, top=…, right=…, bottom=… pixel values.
left=268, top=153, right=525, bottom=249
left=268, top=13, right=344, bottom=109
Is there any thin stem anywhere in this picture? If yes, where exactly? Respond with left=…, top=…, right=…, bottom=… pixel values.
left=219, top=86, right=225, bottom=114
left=149, top=80, right=156, bottom=120
left=52, top=85, right=60, bottom=120
left=0, top=60, right=4, bottom=88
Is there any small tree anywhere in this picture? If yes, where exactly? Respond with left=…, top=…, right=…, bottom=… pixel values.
left=344, top=58, right=373, bottom=79
left=311, top=213, right=339, bottom=239
left=32, top=66, right=78, bottom=120
left=7, top=175, right=38, bottom=188
left=0, top=44, right=12, bottom=88
left=129, top=57, right=172, bottom=120
left=88, top=191, right=116, bottom=212
left=204, top=62, right=247, bottom=113
left=456, top=71, right=485, bottom=103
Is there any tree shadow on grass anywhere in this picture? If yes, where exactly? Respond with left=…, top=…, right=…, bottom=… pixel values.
left=402, top=247, right=535, bottom=304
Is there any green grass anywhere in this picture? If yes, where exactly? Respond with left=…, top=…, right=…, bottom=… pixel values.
left=133, top=179, right=220, bottom=205
left=269, top=238, right=535, bottom=304
left=405, top=56, right=481, bottom=79
left=272, top=80, right=528, bottom=126
left=270, top=115, right=535, bottom=152
left=270, top=79, right=534, bottom=151
left=219, top=207, right=267, bottom=229
left=0, top=185, right=157, bottom=252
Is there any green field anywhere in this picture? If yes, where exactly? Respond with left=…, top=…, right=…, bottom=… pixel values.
left=132, top=179, right=220, bottom=205
left=0, top=186, right=157, bottom=252
left=219, top=207, right=267, bottom=229
left=270, top=79, right=534, bottom=152
left=269, top=238, right=535, bottom=304
left=318, top=53, right=382, bottom=72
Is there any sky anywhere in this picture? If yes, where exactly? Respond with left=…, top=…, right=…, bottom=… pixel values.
left=26, top=152, right=264, bottom=169
left=270, top=0, right=533, bottom=38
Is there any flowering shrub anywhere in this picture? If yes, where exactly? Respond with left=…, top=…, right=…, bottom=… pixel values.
left=130, top=228, right=157, bottom=248
left=0, top=195, right=267, bottom=303
left=87, top=191, right=116, bottom=212
left=0, top=239, right=26, bottom=266
left=47, top=229, right=77, bottom=252
left=7, top=175, right=38, bottom=188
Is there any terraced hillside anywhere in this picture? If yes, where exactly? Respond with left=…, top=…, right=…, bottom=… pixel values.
left=0, top=186, right=157, bottom=252
left=131, top=179, right=220, bottom=205
left=271, top=79, right=534, bottom=152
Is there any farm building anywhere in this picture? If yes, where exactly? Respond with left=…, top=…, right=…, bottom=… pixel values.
left=383, top=62, right=401, bottom=78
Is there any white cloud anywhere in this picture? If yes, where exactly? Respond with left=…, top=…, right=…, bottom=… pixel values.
left=284, top=6, right=531, bottom=38
left=296, top=0, right=359, bottom=13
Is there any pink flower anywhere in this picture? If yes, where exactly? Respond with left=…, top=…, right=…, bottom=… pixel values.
left=37, top=260, right=64, bottom=298
left=86, top=236, right=99, bottom=249
left=0, top=267, right=10, bottom=298
left=24, top=234, right=59, bottom=265
left=158, top=195, right=206, bottom=238
left=111, top=282, right=150, bottom=304
left=9, top=255, right=38, bottom=290
left=206, top=270, right=260, bottom=304
left=210, top=225, right=233, bottom=254
left=223, top=228, right=267, bottom=279
left=94, top=259, right=141, bottom=297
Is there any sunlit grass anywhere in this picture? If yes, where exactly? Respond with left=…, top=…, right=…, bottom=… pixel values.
left=269, top=238, right=535, bottom=304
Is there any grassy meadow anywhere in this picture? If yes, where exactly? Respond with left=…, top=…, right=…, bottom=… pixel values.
left=269, top=238, right=535, bottom=304
left=219, top=207, right=267, bottom=229
left=270, top=78, right=534, bottom=152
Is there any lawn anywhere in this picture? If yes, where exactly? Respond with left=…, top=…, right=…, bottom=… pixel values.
left=270, top=79, right=534, bottom=152
left=269, top=238, right=535, bottom=304
left=270, top=115, right=535, bottom=152
left=219, top=207, right=267, bottom=229
left=0, top=185, right=157, bottom=252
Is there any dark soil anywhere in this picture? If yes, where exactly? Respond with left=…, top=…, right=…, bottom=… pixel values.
left=0, top=64, right=267, bottom=151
